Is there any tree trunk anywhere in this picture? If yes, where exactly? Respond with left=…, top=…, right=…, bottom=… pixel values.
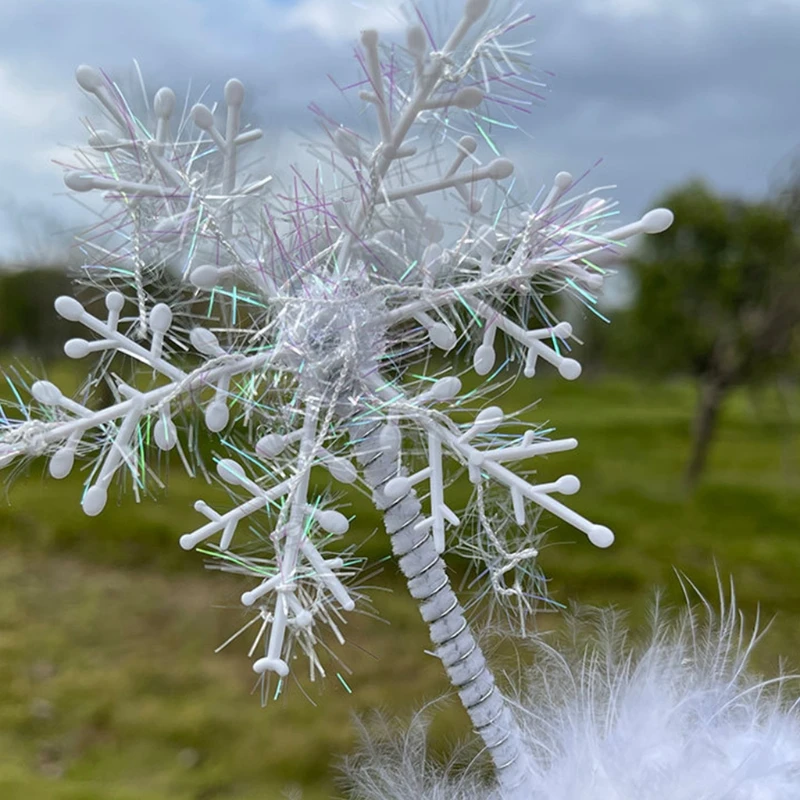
left=685, top=374, right=728, bottom=488
left=352, top=419, right=532, bottom=799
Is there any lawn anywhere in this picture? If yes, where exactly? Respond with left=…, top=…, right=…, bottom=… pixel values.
left=0, top=371, right=797, bottom=799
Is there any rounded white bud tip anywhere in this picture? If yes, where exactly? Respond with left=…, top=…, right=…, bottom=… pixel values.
left=487, top=158, right=514, bottom=180
left=588, top=525, right=615, bottom=548
left=317, top=510, right=349, bottom=535
left=453, top=86, right=484, bottom=110
left=327, top=458, right=357, bottom=484
left=553, top=321, right=573, bottom=338
left=153, top=86, right=176, bottom=117
left=256, top=433, right=286, bottom=459
left=54, top=294, right=84, bottom=322
left=224, top=78, right=244, bottom=106
left=64, top=338, right=91, bottom=359
left=384, top=476, right=411, bottom=501
left=458, top=135, right=477, bottom=153
left=476, top=406, right=504, bottom=428
left=640, top=207, right=674, bottom=234
left=216, top=459, right=245, bottom=485
left=360, top=29, right=379, bottom=47
left=190, top=103, right=215, bottom=130
left=205, top=402, right=229, bottom=432
left=558, top=358, right=582, bottom=381
left=190, top=327, right=221, bottom=355
left=149, top=303, right=173, bottom=333
left=49, top=448, right=75, bottom=479
left=82, top=486, right=108, bottom=517
left=153, top=419, right=177, bottom=451
left=75, top=64, right=103, bottom=91
left=190, top=265, right=221, bottom=290
left=429, top=323, right=457, bottom=351
left=431, top=376, right=462, bottom=401
left=473, top=344, right=496, bottom=376
left=557, top=475, right=581, bottom=495
left=253, top=657, right=289, bottom=677
left=554, top=171, right=573, bottom=189
left=105, top=291, right=125, bottom=312
left=32, top=381, right=62, bottom=405
left=179, top=534, right=198, bottom=551
left=464, top=0, right=491, bottom=22
left=240, top=589, right=259, bottom=607
left=64, top=171, right=94, bottom=192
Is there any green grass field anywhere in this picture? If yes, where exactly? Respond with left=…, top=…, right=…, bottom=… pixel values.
left=0, top=373, right=798, bottom=799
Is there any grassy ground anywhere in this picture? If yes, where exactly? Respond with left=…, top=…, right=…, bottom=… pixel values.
left=0, top=372, right=798, bottom=798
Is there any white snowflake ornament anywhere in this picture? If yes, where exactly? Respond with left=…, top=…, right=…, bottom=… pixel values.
left=0, top=3, right=674, bottom=797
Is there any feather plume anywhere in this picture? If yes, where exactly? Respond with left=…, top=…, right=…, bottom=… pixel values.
left=343, top=581, right=800, bottom=799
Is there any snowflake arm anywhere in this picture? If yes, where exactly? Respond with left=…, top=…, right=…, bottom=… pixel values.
left=64, top=65, right=274, bottom=300
left=179, top=400, right=360, bottom=678
left=0, top=291, right=277, bottom=513
left=363, top=372, right=613, bottom=551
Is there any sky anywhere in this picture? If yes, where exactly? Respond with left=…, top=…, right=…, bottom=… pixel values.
left=0, top=0, right=798, bottom=263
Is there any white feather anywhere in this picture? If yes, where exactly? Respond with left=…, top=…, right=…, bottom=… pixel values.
left=344, top=583, right=800, bottom=799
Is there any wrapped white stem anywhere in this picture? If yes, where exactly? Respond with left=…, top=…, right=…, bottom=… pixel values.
left=383, top=436, right=459, bottom=555
left=350, top=412, right=532, bottom=798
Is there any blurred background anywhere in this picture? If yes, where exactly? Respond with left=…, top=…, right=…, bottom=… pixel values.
left=0, top=1, right=798, bottom=798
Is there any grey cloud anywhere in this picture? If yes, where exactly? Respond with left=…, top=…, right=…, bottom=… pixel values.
left=520, top=0, right=800, bottom=209
left=1, top=0, right=798, bottom=257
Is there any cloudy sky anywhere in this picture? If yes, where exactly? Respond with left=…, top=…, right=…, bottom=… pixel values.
left=0, top=0, right=798, bottom=262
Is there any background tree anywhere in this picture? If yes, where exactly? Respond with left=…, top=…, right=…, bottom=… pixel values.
left=624, top=179, right=800, bottom=486
left=0, top=265, right=74, bottom=358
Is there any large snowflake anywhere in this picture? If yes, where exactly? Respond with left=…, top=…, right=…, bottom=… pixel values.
left=0, top=2, right=671, bottom=793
